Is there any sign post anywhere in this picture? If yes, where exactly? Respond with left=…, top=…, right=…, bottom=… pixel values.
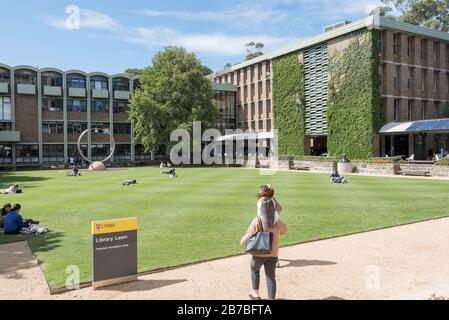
left=91, top=218, right=138, bottom=289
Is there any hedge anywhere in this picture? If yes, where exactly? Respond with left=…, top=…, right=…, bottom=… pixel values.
left=272, top=52, right=305, bottom=157
left=327, top=29, right=382, bottom=159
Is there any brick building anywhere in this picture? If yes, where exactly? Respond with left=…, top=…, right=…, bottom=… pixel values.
left=210, top=14, right=449, bottom=160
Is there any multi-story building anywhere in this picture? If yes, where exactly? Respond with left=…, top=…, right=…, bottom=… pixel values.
left=0, top=65, right=153, bottom=169
left=0, top=65, right=238, bottom=169
left=211, top=13, right=449, bottom=160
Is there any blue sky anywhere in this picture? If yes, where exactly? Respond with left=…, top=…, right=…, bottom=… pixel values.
left=1, top=0, right=386, bottom=74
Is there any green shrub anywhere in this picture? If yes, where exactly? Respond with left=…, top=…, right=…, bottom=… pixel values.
left=327, top=30, right=381, bottom=159
left=272, top=52, right=305, bottom=157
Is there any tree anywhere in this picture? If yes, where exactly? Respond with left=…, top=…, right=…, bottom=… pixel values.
left=201, top=65, right=213, bottom=76
left=380, top=0, right=449, bottom=32
left=224, top=63, right=232, bottom=69
left=124, top=68, right=143, bottom=76
left=129, top=47, right=219, bottom=153
left=245, top=42, right=265, bottom=61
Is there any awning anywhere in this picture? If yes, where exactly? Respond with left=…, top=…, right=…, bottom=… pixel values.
left=379, top=119, right=449, bottom=134
left=217, top=132, right=275, bottom=141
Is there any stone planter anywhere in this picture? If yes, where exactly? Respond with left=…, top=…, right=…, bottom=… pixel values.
left=338, top=162, right=354, bottom=174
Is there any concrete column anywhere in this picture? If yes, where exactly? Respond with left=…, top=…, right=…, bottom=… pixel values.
left=87, top=75, right=92, bottom=162
left=109, top=77, right=114, bottom=163
left=11, top=69, right=16, bottom=169
left=130, top=78, right=135, bottom=162
left=63, top=73, right=68, bottom=163
left=37, top=69, right=43, bottom=164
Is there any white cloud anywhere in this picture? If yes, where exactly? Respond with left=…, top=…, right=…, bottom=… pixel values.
left=42, top=9, right=122, bottom=31
left=127, top=27, right=294, bottom=56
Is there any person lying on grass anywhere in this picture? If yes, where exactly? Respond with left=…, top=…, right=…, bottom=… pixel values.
left=122, top=179, right=137, bottom=186
left=0, top=185, right=20, bottom=194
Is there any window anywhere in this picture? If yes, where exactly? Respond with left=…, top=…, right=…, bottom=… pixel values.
left=113, top=123, right=131, bottom=135
left=42, top=98, right=63, bottom=112
left=435, top=101, right=440, bottom=118
left=42, top=145, right=64, bottom=162
left=113, top=101, right=129, bottom=113
left=394, top=99, right=400, bottom=121
left=68, top=144, right=87, bottom=158
left=422, top=69, right=427, bottom=92
left=434, top=71, right=439, bottom=93
left=115, top=144, right=131, bottom=160
left=91, top=122, right=110, bottom=130
left=0, top=122, right=12, bottom=131
left=112, top=78, right=130, bottom=91
left=0, top=144, right=12, bottom=163
left=446, top=44, right=449, bottom=64
left=135, top=144, right=151, bottom=160
left=266, top=79, right=271, bottom=98
left=267, top=100, right=272, bottom=117
left=408, top=100, right=413, bottom=121
left=92, top=144, right=111, bottom=161
left=0, top=97, right=11, bottom=121
left=41, top=72, right=62, bottom=87
left=421, top=101, right=426, bottom=120
left=421, top=39, right=427, bottom=60
left=66, top=74, right=86, bottom=89
left=15, top=70, right=36, bottom=84
left=0, top=69, right=11, bottom=83
left=67, top=123, right=88, bottom=135
left=393, top=33, right=400, bottom=55
left=67, top=99, right=87, bottom=112
left=91, top=100, right=109, bottom=113
left=447, top=73, right=449, bottom=93
left=393, top=65, right=399, bottom=88
left=407, top=67, right=412, bottom=89
left=42, top=122, right=64, bottom=134
left=16, top=145, right=39, bottom=163
left=434, top=42, right=440, bottom=63
left=407, top=36, right=413, bottom=57
left=90, top=76, right=108, bottom=90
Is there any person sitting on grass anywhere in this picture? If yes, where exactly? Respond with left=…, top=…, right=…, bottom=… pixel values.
left=160, top=161, right=165, bottom=169
left=0, top=185, right=20, bottom=195
left=3, top=204, right=24, bottom=235
left=161, top=168, right=177, bottom=178
left=330, top=171, right=347, bottom=184
left=122, top=179, right=137, bottom=186
left=0, top=203, right=12, bottom=229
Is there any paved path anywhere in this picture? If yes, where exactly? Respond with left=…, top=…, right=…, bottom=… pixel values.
left=2, top=218, right=449, bottom=300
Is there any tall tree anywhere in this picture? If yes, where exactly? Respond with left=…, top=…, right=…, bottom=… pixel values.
left=129, top=47, right=219, bottom=153
left=124, top=68, right=143, bottom=76
left=380, top=0, right=449, bottom=32
left=245, top=42, right=265, bottom=61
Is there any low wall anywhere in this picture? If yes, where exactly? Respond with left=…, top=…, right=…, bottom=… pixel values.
left=353, top=162, right=395, bottom=176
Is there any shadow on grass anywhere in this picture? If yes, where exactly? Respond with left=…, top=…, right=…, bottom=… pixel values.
left=28, top=232, right=64, bottom=254
left=279, top=259, right=337, bottom=268
left=0, top=173, right=54, bottom=189
left=99, top=279, right=188, bottom=292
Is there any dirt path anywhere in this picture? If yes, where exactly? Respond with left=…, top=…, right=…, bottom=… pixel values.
left=2, top=218, right=449, bottom=300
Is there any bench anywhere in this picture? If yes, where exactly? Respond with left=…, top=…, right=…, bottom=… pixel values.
left=398, top=170, right=432, bottom=177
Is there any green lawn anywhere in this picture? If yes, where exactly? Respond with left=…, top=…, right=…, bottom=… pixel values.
left=1, top=167, right=449, bottom=289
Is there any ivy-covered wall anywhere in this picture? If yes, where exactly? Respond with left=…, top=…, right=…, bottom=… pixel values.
left=327, top=29, right=381, bottom=159
left=272, top=52, right=305, bottom=157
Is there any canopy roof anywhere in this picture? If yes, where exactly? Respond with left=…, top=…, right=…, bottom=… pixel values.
left=217, top=132, right=274, bottom=141
left=380, top=119, right=449, bottom=134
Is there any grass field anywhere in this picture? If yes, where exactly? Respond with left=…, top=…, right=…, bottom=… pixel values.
left=1, top=167, right=449, bottom=289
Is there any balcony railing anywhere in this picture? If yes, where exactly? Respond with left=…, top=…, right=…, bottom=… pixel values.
left=0, top=82, right=9, bottom=94
left=68, top=87, right=86, bottom=98
left=92, top=89, right=109, bottom=99
left=44, top=86, right=62, bottom=97
left=114, top=90, right=130, bottom=100
left=0, top=131, right=21, bottom=142
left=17, top=84, right=36, bottom=95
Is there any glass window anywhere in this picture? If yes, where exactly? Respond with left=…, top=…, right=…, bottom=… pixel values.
left=0, top=122, right=12, bottom=131
left=113, top=123, right=131, bottom=135
left=92, top=100, right=110, bottom=113
left=393, top=33, right=400, bottom=55
left=113, top=101, right=130, bottom=113
left=0, top=97, right=11, bottom=121
left=408, top=100, right=413, bottom=121
left=16, top=145, right=39, bottom=163
left=42, top=98, right=63, bottom=112
left=394, top=99, right=400, bottom=121
left=67, top=99, right=87, bottom=112
left=66, top=74, right=86, bottom=89
left=92, top=144, right=111, bottom=161
left=0, top=69, right=10, bottom=83
left=42, top=122, right=64, bottom=134
left=67, top=123, right=88, bottom=134
left=41, top=72, right=62, bottom=87
left=115, top=144, right=131, bottom=160
left=0, top=144, right=12, bottom=163
left=90, top=76, right=109, bottom=90
left=15, top=70, right=36, bottom=85
left=68, top=144, right=88, bottom=158
left=42, top=144, right=64, bottom=162
left=112, top=78, right=130, bottom=91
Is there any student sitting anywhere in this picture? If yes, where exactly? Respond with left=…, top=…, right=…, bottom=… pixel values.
left=0, top=203, right=12, bottom=229
left=330, top=171, right=347, bottom=184
left=0, top=185, right=20, bottom=195
left=122, top=179, right=137, bottom=186
left=161, top=168, right=177, bottom=178
left=160, top=162, right=166, bottom=169
left=3, top=204, right=24, bottom=235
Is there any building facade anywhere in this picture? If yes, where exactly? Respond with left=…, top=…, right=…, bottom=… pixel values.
left=211, top=14, right=449, bottom=160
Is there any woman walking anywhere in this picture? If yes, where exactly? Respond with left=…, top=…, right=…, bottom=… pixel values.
left=240, top=185, right=288, bottom=300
